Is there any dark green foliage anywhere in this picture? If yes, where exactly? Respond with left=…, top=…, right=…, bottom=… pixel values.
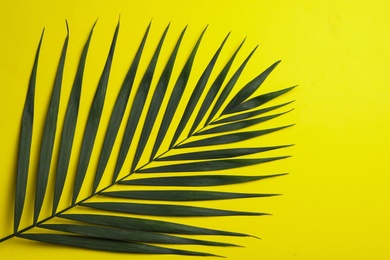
left=2, top=20, right=294, bottom=257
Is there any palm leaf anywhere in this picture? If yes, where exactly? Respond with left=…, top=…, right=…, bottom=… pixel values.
left=1, top=19, right=294, bottom=257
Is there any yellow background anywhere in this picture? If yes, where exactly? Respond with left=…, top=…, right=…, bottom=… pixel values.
left=1, top=0, right=390, bottom=259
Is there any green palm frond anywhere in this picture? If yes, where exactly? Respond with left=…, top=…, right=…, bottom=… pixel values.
left=0, top=19, right=295, bottom=257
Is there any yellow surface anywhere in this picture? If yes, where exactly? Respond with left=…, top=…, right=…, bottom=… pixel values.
left=1, top=0, right=390, bottom=259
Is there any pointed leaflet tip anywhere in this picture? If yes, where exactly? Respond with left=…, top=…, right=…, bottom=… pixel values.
left=65, top=20, right=69, bottom=34
left=93, top=18, right=98, bottom=28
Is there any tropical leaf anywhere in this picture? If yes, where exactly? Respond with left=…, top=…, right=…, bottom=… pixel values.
left=0, top=19, right=294, bottom=258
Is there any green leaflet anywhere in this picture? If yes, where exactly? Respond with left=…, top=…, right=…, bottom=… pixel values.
left=129, top=26, right=187, bottom=174
left=187, top=36, right=243, bottom=138
left=92, top=22, right=151, bottom=193
left=195, top=110, right=293, bottom=136
left=81, top=202, right=267, bottom=216
left=170, top=32, right=230, bottom=148
left=18, top=234, right=217, bottom=256
left=212, top=101, right=294, bottom=125
left=60, top=214, right=251, bottom=237
left=101, top=190, right=278, bottom=201
left=34, top=23, right=69, bottom=218
left=205, top=45, right=258, bottom=125
left=72, top=22, right=119, bottom=204
left=222, top=60, right=281, bottom=115
left=120, top=174, right=286, bottom=186
left=136, top=157, right=289, bottom=173
left=39, top=224, right=237, bottom=247
left=176, top=125, right=293, bottom=148
left=226, top=86, right=296, bottom=114
left=49, top=22, right=96, bottom=217
left=157, top=145, right=291, bottom=160
left=150, top=26, right=207, bottom=160
left=14, top=29, right=44, bottom=232
left=113, top=24, right=169, bottom=181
